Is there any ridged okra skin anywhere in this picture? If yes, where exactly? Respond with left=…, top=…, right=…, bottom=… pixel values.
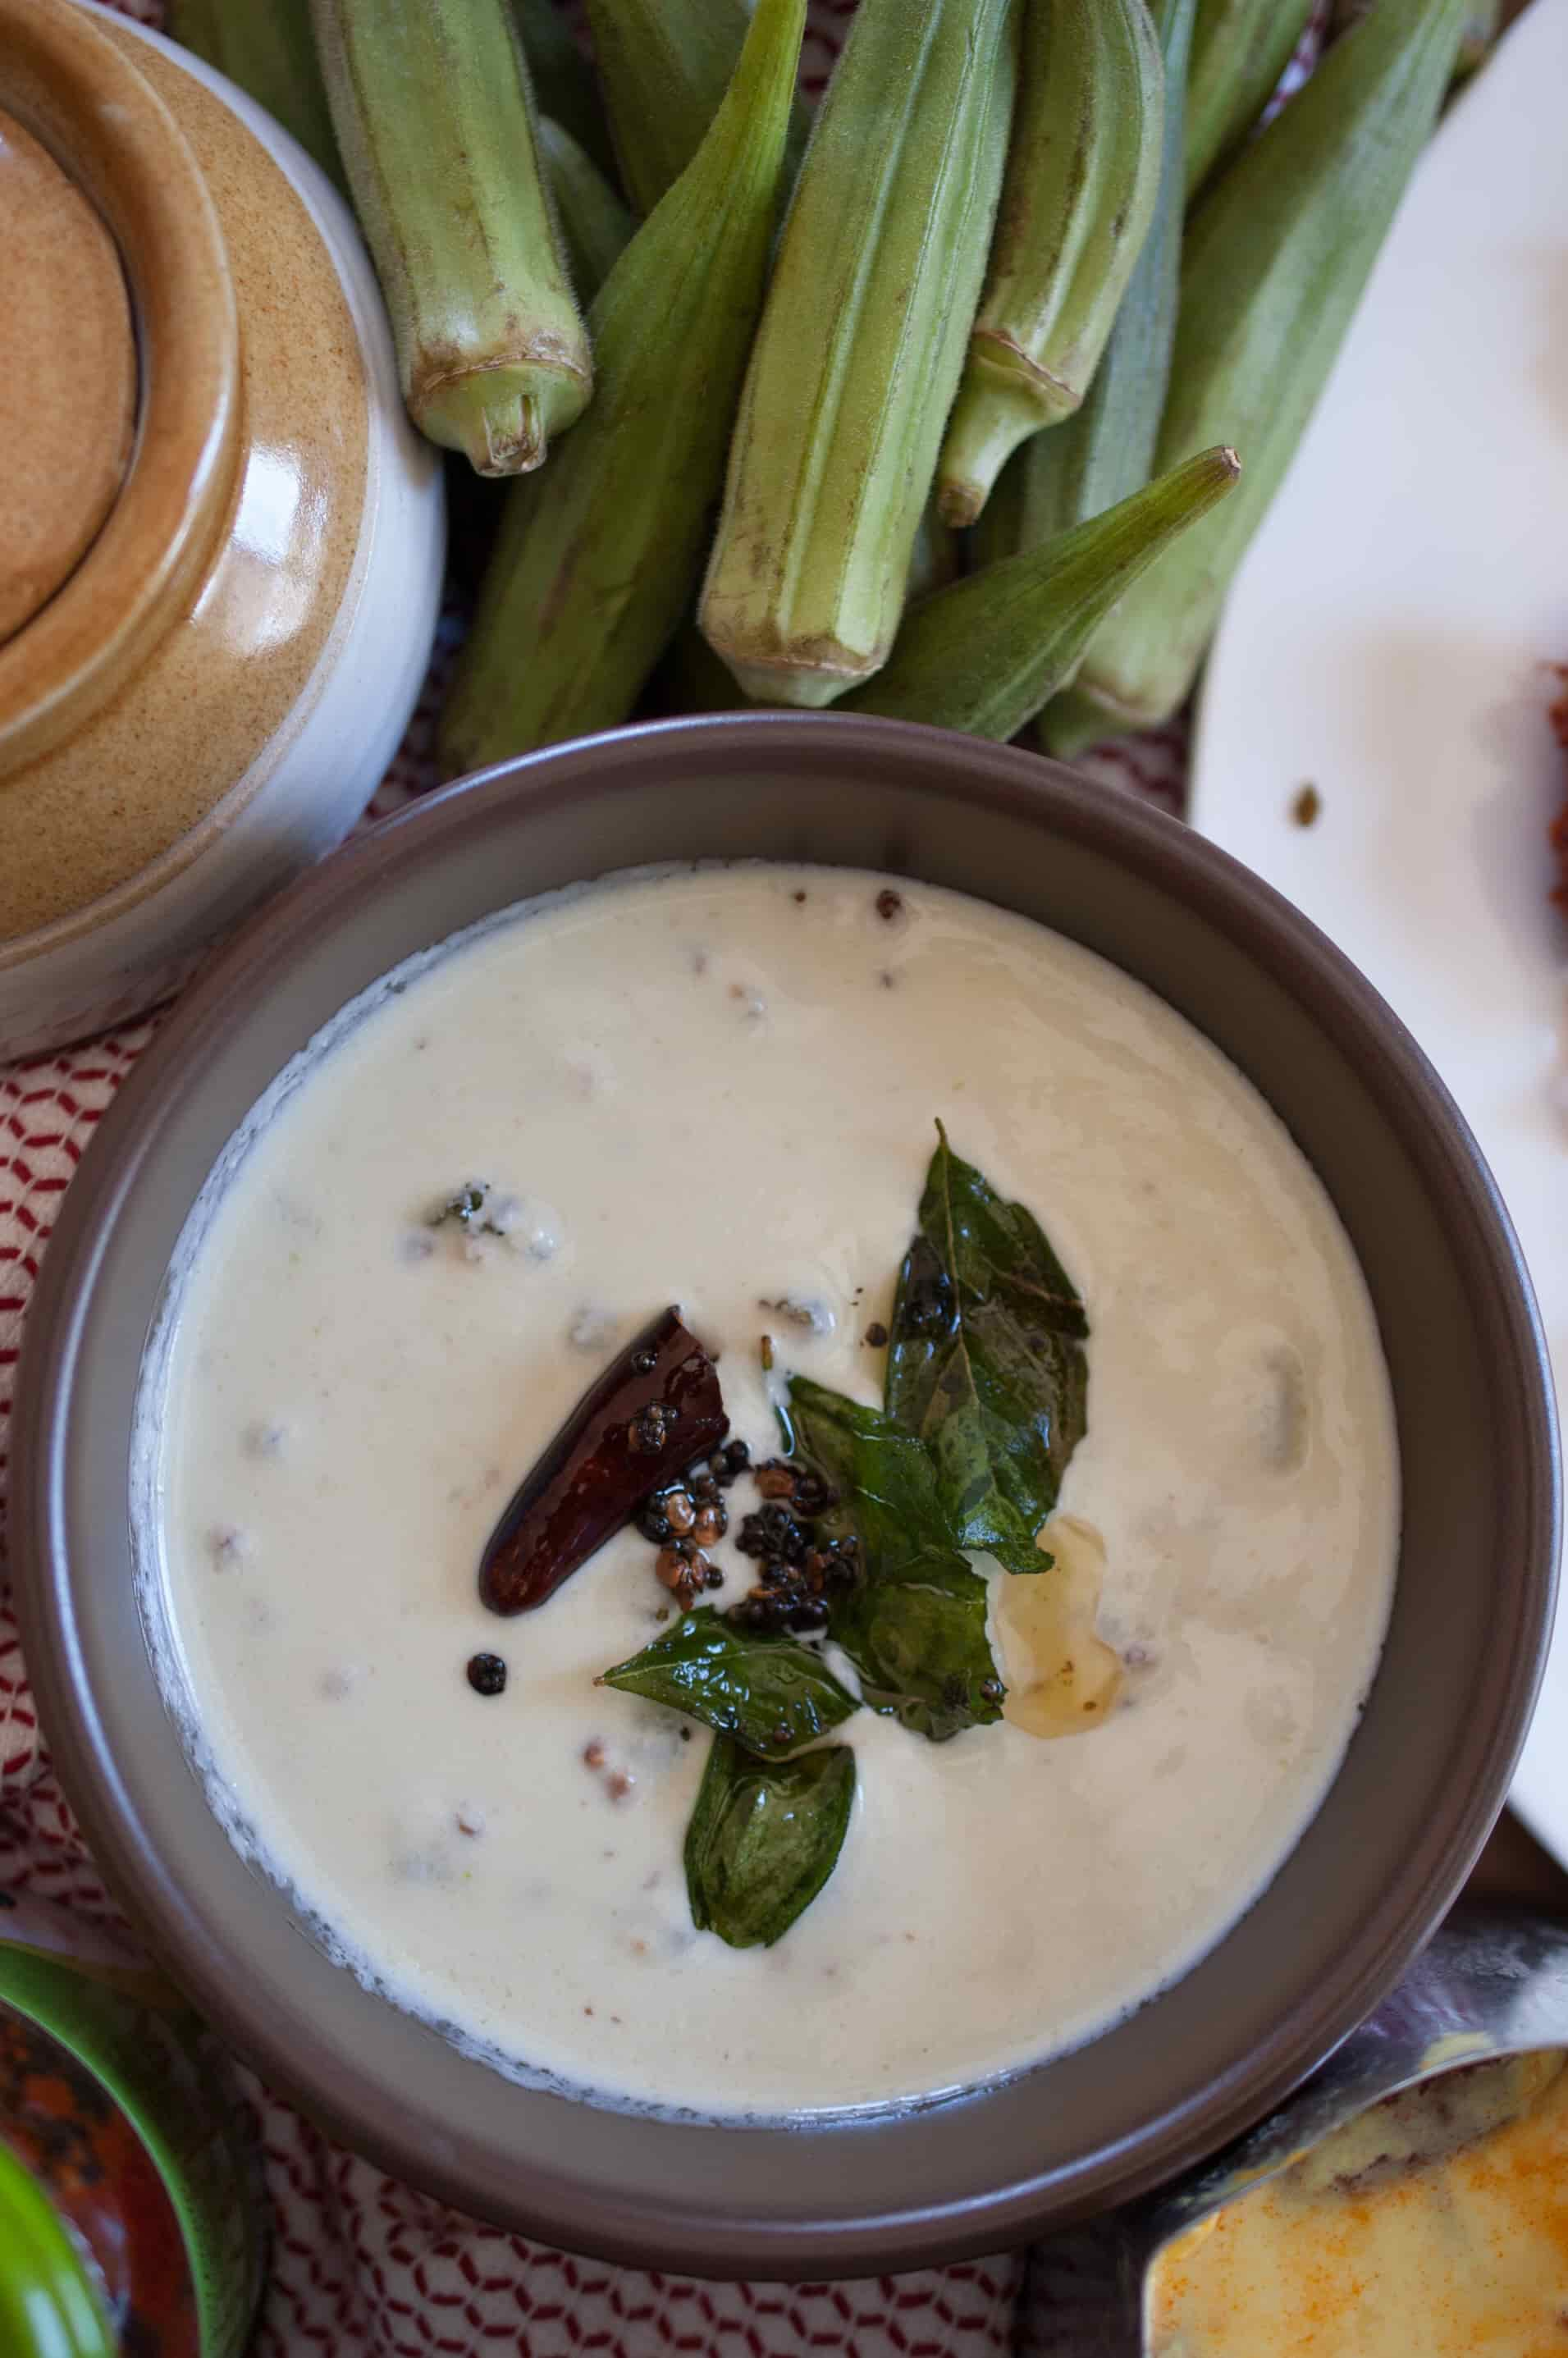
left=938, top=0, right=1166, bottom=527
left=1184, top=0, right=1314, bottom=201
left=699, top=0, right=1020, bottom=708
left=974, top=0, right=1199, bottom=576
left=848, top=447, right=1240, bottom=740
left=538, top=117, right=636, bottom=304
left=438, top=0, right=807, bottom=773
left=510, top=0, right=621, bottom=185
left=313, top=0, right=592, bottom=478
left=582, top=0, right=811, bottom=217
left=1045, top=0, right=1468, bottom=754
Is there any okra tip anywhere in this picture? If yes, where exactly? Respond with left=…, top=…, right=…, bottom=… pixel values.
left=1037, top=442, right=1241, bottom=757
left=418, top=366, right=580, bottom=481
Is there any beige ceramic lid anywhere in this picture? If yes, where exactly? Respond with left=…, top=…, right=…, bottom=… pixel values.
left=0, top=106, right=136, bottom=647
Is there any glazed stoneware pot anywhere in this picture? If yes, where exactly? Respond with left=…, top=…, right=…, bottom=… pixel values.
left=11, top=717, right=1561, bottom=2276
left=0, top=0, right=445, bottom=1058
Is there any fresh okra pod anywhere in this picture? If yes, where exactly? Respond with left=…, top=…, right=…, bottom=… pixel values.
left=168, top=0, right=343, bottom=189
left=937, top=0, right=1165, bottom=527
left=510, top=0, right=621, bottom=185
left=906, top=504, right=963, bottom=610
left=701, top=0, right=1018, bottom=708
left=538, top=117, right=636, bottom=303
left=582, top=0, right=811, bottom=216
left=846, top=447, right=1239, bottom=740
left=1333, top=0, right=1498, bottom=82
left=976, top=0, right=1199, bottom=573
left=1184, top=0, right=1313, bottom=200
left=1045, top=0, right=1468, bottom=755
left=313, top=0, right=591, bottom=478
left=439, top=0, right=806, bottom=772
left=657, top=496, right=959, bottom=719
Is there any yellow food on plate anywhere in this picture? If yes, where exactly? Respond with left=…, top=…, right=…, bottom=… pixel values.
left=1147, top=2050, right=1568, bottom=2355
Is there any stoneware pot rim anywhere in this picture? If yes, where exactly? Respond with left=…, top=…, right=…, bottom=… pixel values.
left=12, top=714, right=1560, bottom=2276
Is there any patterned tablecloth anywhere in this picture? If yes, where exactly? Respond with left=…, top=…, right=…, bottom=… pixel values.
left=0, top=0, right=1241, bottom=2344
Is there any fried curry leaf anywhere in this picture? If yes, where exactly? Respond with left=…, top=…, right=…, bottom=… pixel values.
left=683, top=1734, right=857, bottom=1949
left=784, top=1379, right=1007, bottom=1742
left=885, top=1124, right=1089, bottom=1576
left=825, top=1549, right=1005, bottom=1742
left=779, top=1378, right=950, bottom=1564
left=598, top=1606, right=859, bottom=1760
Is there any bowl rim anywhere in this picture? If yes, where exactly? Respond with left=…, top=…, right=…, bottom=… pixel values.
left=11, top=712, right=1561, bottom=2274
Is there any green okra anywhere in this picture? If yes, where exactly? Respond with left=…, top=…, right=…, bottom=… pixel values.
left=313, top=0, right=591, bottom=477
left=652, top=502, right=957, bottom=720
left=1044, top=0, right=1468, bottom=755
left=1451, top=0, right=1502, bottom=80
left=581, top=0, right=811, bottom=217
left=975, top=0, right=1199, bottom=574
left=1184, top=0, right=1313, bottom=200
left=906, top=503, right=962, bottom=610
left=937, top=0, right=1165, bottom=527
left=538, top=117, right=636, bottom=302
left=846, top=446, right=1239, bottom=740
left=439, top=0, right=806, bottom=772
left=700, top=0, right=1018, bottom=709
left=510, top=0, right=621, bottom=185
left=167, top=0, right=343, bottom=189
left=1333, top=0, right=1498, bottom=83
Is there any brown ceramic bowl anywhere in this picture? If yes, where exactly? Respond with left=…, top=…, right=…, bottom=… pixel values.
left=11, top=716, right=1560, bottom=2276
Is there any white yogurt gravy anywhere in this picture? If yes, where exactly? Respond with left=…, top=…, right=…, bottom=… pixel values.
left=145, top=865, right=1398, bottom=2118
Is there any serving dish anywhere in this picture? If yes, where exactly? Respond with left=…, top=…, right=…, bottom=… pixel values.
left=1187, top=0, right=1568, bottom=1862
left=11, top=714, right=1559, bottom=2274
left=1017, top=1908, right=1568, bottom=2353
left=0, top=0, right=444, bottom=1059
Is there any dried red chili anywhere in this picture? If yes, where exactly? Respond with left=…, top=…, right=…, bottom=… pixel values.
left=478, top=1306, right=727, bottom=1615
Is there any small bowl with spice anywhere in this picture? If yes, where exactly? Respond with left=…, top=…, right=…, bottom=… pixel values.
left=11, top=713, right=1557, bottom=2275
left=0, top=0, right=444, bottom=1058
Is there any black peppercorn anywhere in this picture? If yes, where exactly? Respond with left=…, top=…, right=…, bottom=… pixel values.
left=630, top=1347, right=658, bottom=1375
left=629, top=1402, right=678, bottom=1453
left=466, top=1652, right=508, bottom=1697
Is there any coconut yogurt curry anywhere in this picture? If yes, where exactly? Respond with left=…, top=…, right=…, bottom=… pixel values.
left=144, top=866, right=1397, bottom=2116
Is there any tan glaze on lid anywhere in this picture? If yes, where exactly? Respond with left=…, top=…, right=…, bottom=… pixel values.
left=0, top=107, right=136, bottom=645
left=0, top=2, right=368, bottom=944
left=0, top=0, right=240, bottom=775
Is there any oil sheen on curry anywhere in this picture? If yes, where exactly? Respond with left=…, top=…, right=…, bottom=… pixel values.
left=141, top=866, right=1397, bottom=2117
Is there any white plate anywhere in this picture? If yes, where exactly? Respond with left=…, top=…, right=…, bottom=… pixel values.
left=1190, top=0, right=1568, bottom=1857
